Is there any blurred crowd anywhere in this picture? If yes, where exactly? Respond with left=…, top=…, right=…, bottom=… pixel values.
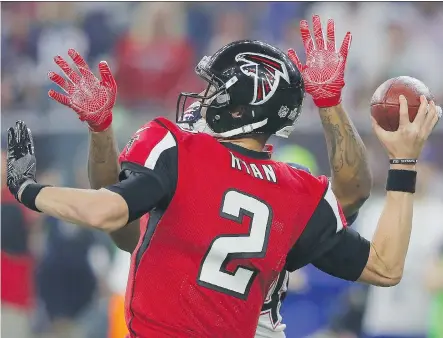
left=1, top=2, right=443, bottom=338
left=3, top=2, right=443, bottom=125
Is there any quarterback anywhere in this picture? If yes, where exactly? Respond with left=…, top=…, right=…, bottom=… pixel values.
left=47, top=16, right=372, bottom=338
left=65, top=16, right=372, bottom=338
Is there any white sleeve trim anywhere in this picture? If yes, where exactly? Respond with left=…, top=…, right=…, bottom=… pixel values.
left=323, top=182, right=345, bottom=233
left=144, top=131, right=176, bottom=170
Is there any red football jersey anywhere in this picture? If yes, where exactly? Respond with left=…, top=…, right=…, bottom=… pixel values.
left=118, top=117, right=346, bottom=338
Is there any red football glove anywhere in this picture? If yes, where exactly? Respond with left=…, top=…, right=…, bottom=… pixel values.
left=288, top=15, right=352, bottom=108
left=48, top=49, right=117, bottom=132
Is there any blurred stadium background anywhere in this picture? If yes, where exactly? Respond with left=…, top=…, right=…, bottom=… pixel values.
left=1, top=2, right=443, bottom=338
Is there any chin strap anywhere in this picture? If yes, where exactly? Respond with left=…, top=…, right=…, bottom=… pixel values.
left=213, top=118, right=269, bottom=138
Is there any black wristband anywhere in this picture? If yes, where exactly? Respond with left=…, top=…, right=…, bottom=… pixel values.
left=21, top=183, right=51, bottom=212
left=389, top=159, right=417, bottom=165
left=386, top=169, right=417, bottom=193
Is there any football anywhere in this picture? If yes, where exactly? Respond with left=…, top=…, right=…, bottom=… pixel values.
left=370, top=76, right=433, bottom=131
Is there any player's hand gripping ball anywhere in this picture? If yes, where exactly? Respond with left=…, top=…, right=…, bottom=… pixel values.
left=288, top=15, right=352, bottom=108
left=371, top=95, right=440, bottom=160
left=371, top=76, right=442, bottom=131
left=48, top=49, right=117, bottom=132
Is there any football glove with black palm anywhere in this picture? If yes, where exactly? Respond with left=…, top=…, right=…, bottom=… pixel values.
left=7, top=121, right=37, bottom=200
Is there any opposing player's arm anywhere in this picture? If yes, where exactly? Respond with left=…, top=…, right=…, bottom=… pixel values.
left=286, top=171, right=415, bottom=287
left=28, top=120, right=177, bottom=233
left=319, top=104, right=372, bottom=217
left=88, top=127, right=140, bottom=252
left=288, top=162, right=358, bottom=226
left=88, top=127, right=120, bottom=189
left=288, top=16, right=371, bottom=216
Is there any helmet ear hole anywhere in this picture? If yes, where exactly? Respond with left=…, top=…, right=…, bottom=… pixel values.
left=230, top=106, right=247, bottom=119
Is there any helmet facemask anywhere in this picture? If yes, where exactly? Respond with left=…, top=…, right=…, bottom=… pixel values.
left=177, top=56, right=269, bottom=138
left=179, top=101, right=216, bottom=135
left=176, top=56, right=238, bottom=126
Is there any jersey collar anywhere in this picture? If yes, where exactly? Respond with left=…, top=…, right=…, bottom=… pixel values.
left=221, top=142, right=271, bottom=160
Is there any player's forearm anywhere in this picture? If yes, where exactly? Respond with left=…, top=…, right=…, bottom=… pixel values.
left=88, top=127, right=121, bottom=189
left=359, top=165, right=415, bottom=286
left=319, top=104, right=372, bottom=216
left=33, top=186, right=128, bottom=231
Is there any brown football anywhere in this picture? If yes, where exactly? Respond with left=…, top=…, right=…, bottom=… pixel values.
left=370, top=76, right=433, bottom=131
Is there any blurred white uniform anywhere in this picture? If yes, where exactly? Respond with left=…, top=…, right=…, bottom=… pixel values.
left=255, top=271, right=289, bottom=338
left=358, top=196, right=443, bottom=337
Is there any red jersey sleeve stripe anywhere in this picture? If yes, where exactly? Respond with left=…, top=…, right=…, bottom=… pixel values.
left=323, top=182, right=347, bottom=232
left=144, top=131, right=176, bottom=170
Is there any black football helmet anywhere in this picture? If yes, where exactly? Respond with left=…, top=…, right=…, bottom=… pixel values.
left=176, top=40, right=305, bottom=138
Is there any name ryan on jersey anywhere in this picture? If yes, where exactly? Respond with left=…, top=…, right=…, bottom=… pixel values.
left=230, top=152, right=277, bottom=183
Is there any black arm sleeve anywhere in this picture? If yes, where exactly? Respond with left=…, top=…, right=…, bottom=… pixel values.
left=312, top=228, right=370, bottom=281
left=105, top=146, right=178, bottom=223
left=284, top=185, right=370, bottom=281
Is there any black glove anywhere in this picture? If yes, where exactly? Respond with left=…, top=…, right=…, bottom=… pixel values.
left=7, top=121, right=37, bottom=200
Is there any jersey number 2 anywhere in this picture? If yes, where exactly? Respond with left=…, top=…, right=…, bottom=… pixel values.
left=197, top=190, right=272, bottom=300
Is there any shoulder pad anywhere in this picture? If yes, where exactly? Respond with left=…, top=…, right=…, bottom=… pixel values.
left=119, top=119, right=177, bottom=167
left=154, top=117, right=200, bottom=138
left=152, top=117, right=181, bottom=133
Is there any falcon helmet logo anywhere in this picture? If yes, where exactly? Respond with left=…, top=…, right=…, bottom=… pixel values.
left=235, top=52, right=290, bottom=106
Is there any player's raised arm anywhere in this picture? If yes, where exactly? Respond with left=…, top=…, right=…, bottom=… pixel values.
left=288, top=15, right=372, bottom=217
left=357, top=95, right=439, bottom=285
left=6, top=119, right=177, bottom=235
left=5, top=121, right=128, bottom=230
left=47, top=49, right=139, bottom=251
left=285, top=96, right=439, bottom=286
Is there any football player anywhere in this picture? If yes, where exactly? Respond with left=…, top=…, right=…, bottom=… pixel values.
left=7, top=34, right=439, bottom=338
left=65, top=16, right=371, bottom=338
